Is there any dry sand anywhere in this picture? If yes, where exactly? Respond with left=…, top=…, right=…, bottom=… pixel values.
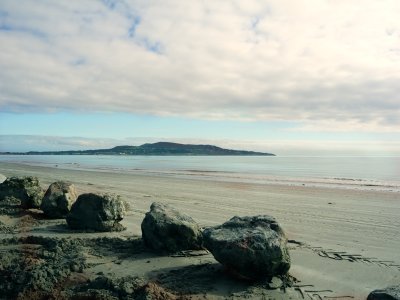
left=0, top=161, right=399, bottom=299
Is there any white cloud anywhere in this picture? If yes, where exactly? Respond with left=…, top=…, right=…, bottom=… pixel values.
left=0, top=0, right=400, bottom=132
left=0, top=135, right=119, bottom=152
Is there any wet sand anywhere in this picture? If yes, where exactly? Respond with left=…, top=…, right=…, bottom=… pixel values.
left=0, top=161, right=399, bottom=299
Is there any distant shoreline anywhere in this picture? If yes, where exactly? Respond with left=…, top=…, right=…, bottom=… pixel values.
left=0, top=141, right=275, bottom=156
left=0, top=153, right=274, bottom=156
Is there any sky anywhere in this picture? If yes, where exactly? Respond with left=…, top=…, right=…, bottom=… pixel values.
left=0, top=0, right=399, bottom=155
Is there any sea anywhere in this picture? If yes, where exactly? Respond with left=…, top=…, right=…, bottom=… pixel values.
left=0, top=155, right=399, bottom=192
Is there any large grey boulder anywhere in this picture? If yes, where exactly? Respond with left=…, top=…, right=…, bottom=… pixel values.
left=368, top=286, right=400, bottom=300
left=41, top=181, right=78, bottom=218
left=66, top=193, right=126, bottom=232
left=141, top=202, right=203, bottom=253
left=0, top=176, right=43, bottom=208
left=203, top=215, right=290, bottom=280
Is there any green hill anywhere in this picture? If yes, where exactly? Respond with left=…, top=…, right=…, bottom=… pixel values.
left=2, top=142, right=275, bottom=156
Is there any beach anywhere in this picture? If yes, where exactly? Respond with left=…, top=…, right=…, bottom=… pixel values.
left=0, top=161, right=399, bottom=299
left=3, top=0, right=400, bottom=298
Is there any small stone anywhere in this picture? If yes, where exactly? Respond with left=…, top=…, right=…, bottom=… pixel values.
left=268, top=277, right=283, bottom=289
left=70, top=263, right=80, bottom=272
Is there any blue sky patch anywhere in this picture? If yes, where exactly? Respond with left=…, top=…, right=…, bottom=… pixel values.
left=128, top=16, right=141, bottom=37
left=71, top=58, right=86, bottom=66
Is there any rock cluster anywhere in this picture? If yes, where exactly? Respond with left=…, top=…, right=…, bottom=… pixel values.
left=203, top=215, right=291, bottom=280
left=141, top=202, right=203, bottom=253
left=66, top=193, right=126, bottom=232
left=0, top=176, right=128, bottom=232
left=140, top=203, right=291, bottom=280
left=0, top=174, right=293, bottom=285
left=41, top=181, right=78, bottom=218
left=0, top=176, right=43, bottom=208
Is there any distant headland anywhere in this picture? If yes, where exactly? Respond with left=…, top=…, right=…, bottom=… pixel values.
left=0, top=142, right=275, bottom=156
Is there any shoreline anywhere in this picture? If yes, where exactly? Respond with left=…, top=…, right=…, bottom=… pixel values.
left=1, top=161, right=400, bottom=298
left=1, top=159, right=399, bottom=193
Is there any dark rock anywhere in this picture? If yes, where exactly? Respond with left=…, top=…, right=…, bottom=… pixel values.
left=0, top=196, right=22, bottom=215
left=0, top=236, right=87, bottom=299
left=368, top=286, right=400, bottom=300
left=84, top=275, right=146, bottom=298
left=203, top=215, right=290, bottom=280
left=41, top=181, right=78, bottom=218
left=141, top=202, right=203, bottom=253
left=0, top=220, right=15, bottom=234
left=0, top=176, right=43, bottom=208
left=135, top=282, right=177, bottom=300
left=66, top=193, right=126, bottom=232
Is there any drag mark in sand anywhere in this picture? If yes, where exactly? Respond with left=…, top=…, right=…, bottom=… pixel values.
left=289, top=239, right=400, bottom=271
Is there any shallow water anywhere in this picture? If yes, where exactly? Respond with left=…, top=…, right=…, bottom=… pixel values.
left=1, top=155, right=399, bottom=192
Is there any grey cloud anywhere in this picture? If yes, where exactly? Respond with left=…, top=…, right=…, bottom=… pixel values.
left=1, top=0, right=400, bottom=131
left=0, top=135, right=121, bottom=152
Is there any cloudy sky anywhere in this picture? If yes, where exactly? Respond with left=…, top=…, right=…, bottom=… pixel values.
left=0, top=0, right=399, bottom=155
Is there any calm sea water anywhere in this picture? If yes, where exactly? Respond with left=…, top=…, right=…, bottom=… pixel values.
left=0, top=155, right=399, bottom=191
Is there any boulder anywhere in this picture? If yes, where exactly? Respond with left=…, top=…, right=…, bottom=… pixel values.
left=203, top=215, right=290, bottom=280
left=0, top=176, right=43, bottom=208
left=41, top=181, right=78, bottom=218
left=66, top=193, right=126, bottom=232
left=368, top=286, right=400, bottom=300
left=141, top=202, right=203, bottom=253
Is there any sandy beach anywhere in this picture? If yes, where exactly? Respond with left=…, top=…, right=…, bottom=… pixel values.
left=1, top=161, right=399, bottom=299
